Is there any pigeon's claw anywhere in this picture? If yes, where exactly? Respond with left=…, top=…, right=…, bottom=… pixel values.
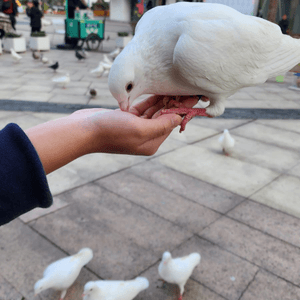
left=161, top=108, right=209, bottom=132
left=178, top=295, right=183, bottom=300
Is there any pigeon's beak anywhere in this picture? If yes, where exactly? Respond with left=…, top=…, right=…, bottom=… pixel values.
left=118, top=95, right=130, bottom=112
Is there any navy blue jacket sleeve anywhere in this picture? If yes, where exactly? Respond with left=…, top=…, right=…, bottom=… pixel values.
left=0, top=123, right=53, bottom=225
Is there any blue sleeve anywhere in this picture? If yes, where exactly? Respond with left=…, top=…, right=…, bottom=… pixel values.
left=0, top=123, right=53, bottom=225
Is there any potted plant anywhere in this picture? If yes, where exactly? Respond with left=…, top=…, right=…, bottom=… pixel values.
left=3, top=32, right=26, bottom=53
left=29, top=31, right=50, bottom=51
left=116, top=32, right=132, bottom=48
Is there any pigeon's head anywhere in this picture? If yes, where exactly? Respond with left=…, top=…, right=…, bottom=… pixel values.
left=34, top=278, right=48, bottom=296
left=162, top=251, right=172, bottom=265
left=82, top=281, right=99, bottom=300
left=76, top=248, right=93, bottom=264
left=108, top=48, right=145, bottom=111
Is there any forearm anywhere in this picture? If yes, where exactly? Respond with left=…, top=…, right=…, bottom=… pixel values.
left=25, top=115, right=93, bottom=175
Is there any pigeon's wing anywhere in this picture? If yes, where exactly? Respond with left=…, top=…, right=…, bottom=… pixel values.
left=171, top=7, right=286, bottom=94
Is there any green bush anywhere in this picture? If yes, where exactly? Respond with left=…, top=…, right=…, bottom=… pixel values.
left=117, top=32, right=129, bottom=37
left=31, top=31, right=47, bottom=37
left=5, top=32, right=22, bottom=38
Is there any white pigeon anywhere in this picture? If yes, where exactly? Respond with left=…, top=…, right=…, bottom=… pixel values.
left=52, top=73, right=70, bottom=88
left=82, top=277, right=149, bottom=300
left=41, top=53, right=49, bottom=64
left=158, top=251, right=201, bottom=300
left=90, top=61, right=112, bottom=77
left=34, top=248, right=93, bottom=300
left=10, top=48, right=22, bottom=62
left=108, top=47, right=121, bottom=60
left=102, top=54, right=113, bottom=65
left=108, top=2, right=300, bottom=132
left=218, top=129, right=235, bottom=155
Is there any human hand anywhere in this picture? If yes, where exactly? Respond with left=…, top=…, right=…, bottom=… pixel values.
left=75, top=6, right=79, bottom=10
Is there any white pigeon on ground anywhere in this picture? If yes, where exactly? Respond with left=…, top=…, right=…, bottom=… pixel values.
left=90, top=60, right=112, bottom=77
left=40, top=53, right=49, bottom=64
left=108, top=47, right=121, bottom=60
left=218, top=129, right=235, bottom=156
left=102, top=54, right=113, bottom=65
left=52, top=73, right=70, bottom=88
left=108, top=2, right=300, bottom=132
left=82, top=277, right=149, bottom=300
left=10, top=48, right=22, bottom=62
left=158, top=251, right=201, bottom=300
left=34, top=248, right=93, bottom=300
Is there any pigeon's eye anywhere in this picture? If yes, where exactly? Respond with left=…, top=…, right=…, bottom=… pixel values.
left=126, top=83, right=133, bottom=92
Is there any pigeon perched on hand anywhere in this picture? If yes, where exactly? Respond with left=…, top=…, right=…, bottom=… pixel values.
left=108, top=2, right=300, bottom=132
left=34, top=248, right=93, bottom=300
left=82, top=277, right=149, bottom=300
left=158, top=251, right=200, bottom=300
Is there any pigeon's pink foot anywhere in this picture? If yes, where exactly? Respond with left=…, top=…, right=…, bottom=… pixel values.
left=161, top=108, right=209, bottom=132
left=178, top=295, right=183, bottom=300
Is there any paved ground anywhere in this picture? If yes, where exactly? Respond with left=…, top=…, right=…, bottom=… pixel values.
left=1, top=15, right=300, bottom=300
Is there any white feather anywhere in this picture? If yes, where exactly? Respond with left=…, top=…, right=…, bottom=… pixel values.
left=83, top=277, right=149, bottom=300
left=52, top=73, right=70, bottom=88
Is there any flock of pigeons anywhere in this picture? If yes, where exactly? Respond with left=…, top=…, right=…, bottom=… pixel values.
left=10, top=47, right=121, bottom=91
left=34, top=248, right=200, bottom=300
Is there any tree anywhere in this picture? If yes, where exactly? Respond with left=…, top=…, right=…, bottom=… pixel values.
left=267, top=0, right=278, bottom=23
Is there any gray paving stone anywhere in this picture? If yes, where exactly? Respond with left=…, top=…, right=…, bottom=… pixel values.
left=200, top=216, right=300, bottom=286
left=168, top=236, right=259, bottom=300
left=138, top=262, right=226, bottom=300
left=191, top=118, right=252, bottom=132
left=97, top=170, right=222, bottom=233
left=256, top=119, right=300, bottom=134
left=51, top=87, right=89, bottom=96
left=10, top=92, right=53, bottom=102
left=240, top=270, right=300, bottom=300
left=30, top=203, right=158, bottom=279
left=0, top=219, right=98, bottom=300
left=194, top=133, right=300, bottom=173
left=228, top=200, right=300, bottom=248
left=158, top=145, right=279, bottom=198
left=129, top=159, right=245, bottom=213
left=48, top=94, right=89, bottom=104
left=231, top=122, right=300, bottom=151
left=250, top=174, right=300, bottom=219
left=56, top=183, right=191, bottom=255
left=0, top=274, right=24, bottom=300
left=168, top=123, right=218, bottom=144
left=288, top=162, right=300, bottom=178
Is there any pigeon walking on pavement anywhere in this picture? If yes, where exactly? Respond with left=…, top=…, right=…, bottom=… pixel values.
left=10, top=48, right=22, bottom=62
left=108, top=2, right=300, bottom=132
left=76, top=49, right=86, bottom=61
left=34, top=248, right=93, bottom=300
left=108, top=47, right=121, bottom=60
left=219, top=129, right=235, bottom=156
left=48, top=61, right=59, bottom=71
left=158, top=251, right=201, bottom=300
left=52, top=73, right=70, bottom=88
left=32, top=51, right=40, bottom=60
left=82, top=277, right=149, bottom=300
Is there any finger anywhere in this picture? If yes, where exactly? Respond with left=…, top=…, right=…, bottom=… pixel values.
left=141, top=113, right=182, bottom=140
left=128, top=95, right=163, bottom=116
left=141, top=100, right=166, bottom=119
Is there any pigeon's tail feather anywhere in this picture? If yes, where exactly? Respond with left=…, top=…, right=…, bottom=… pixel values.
left=266, top=35, right=300, bottom=78
left=134, top=277, right=149, bottom=290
